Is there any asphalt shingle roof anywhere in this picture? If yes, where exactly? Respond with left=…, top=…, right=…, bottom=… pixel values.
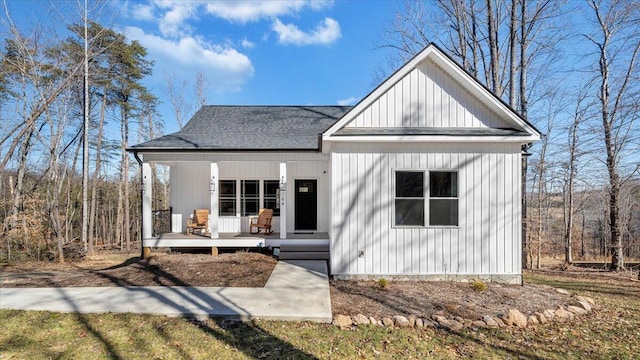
left=129, top=106, right=352, bottom=151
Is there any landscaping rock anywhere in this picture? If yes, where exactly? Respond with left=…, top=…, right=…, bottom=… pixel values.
left=423, top=320, right=436, bottom=328
left=353, top=314, right=370, bottom=326
left=528, top=315, right=539, bottom=325
left=415, top=318, right=424, bottom=328
left=432, top=315, right=448, bottom=323
left=576, top=295, right=595, bottom=306
left=369, top=316, right=379, bottom=326
left=393, top=315, right=410, bottom=327
left=382, top=317, right=394, bottom=327
left=408, top=316, right=416, bottom=327
left=555, top=288, right=570, bottom=295
left=534, top=312, right=548, bottom=324
left=482, top=315, right=500, bottom=328
left=333, top=314, right=353, bottom=329
left=567, top=305, right=587, bottom=315
left=494, top=317, right=506, bottom=328
left=503, top=309, right=528, bottom=328
left=472, top=320, right=487, bottom=328
left=463, top=319, right=473, bottom=327
left=543, top=309, right=556, bottom=320
left=554, top=307, right=574, bottom=320
left=439, top=319, right=464, bottom=331
left=571, top=300, right=592, bottom=313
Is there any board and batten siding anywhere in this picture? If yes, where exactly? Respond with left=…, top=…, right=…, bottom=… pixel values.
left=330, top=142, right=522, bottom=278
left=168, top=159, right=329, bottom=233
left=345, top=59, right=511, bottom=129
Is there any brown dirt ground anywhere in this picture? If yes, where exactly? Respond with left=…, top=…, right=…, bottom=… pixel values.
left=0, top=250, right=277, bottom=288
left=2, top=252, right=636, bottom=321
left=331, top=263, right=639, bottom=321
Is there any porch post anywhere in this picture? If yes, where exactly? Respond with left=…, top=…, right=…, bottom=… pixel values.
left=142, top=162, right=152, bottom=257
left=210, top=162, right=219, bottom=238
left=279, top=162, right=287, bottom=239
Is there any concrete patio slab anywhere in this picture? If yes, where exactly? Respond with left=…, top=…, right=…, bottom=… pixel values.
left=0, top=260, right=332, bottom=322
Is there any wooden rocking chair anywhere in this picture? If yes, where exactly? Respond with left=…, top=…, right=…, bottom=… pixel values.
left=249, top=208, right=273, bottom=235
left=187, top=209, right=209, bottom=235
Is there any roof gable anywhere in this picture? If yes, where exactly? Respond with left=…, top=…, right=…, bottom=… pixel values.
left=323, top=44, right=541, bottom=141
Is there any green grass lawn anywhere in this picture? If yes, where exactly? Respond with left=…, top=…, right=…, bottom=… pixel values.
left=1, top=273, right=638, bottom=359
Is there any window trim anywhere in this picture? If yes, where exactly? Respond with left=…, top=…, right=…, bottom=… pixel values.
left=241, top=180, right=260, bottom=216
left=218, top=179, right=282, bottom=217
left=392, top=169, right=460, bottom=228
left=218, top=179, right=237, bottom=216
left=394, top=170, right=426, bottom=227
left=428, top=171, right=459, bottom=226
left=263, top=180, right=280, bottom=216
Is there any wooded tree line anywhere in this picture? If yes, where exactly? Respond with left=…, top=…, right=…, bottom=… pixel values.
left=0, top=4, right=163, bottom=262
left=1, top=1, right=639, bottom=270
left=380, top=0, right=639, bottom=270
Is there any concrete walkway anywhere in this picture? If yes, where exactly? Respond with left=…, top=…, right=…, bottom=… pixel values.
left=0, top=260, right=332, bottom=322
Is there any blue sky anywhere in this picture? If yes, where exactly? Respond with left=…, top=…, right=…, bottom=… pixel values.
left=5, top=0, right=401, bottom=135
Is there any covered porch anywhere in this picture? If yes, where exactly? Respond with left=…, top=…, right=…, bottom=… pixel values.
left=138, top=153, right=331, bottom=257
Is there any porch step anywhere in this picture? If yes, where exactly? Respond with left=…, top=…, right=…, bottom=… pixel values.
left=279, top=244, right=330, bottom=260
left=278, top=251, right=330, bottom=260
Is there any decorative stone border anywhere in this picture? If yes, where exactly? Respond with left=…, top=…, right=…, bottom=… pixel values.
left=332, top=291, right=596, bottom=331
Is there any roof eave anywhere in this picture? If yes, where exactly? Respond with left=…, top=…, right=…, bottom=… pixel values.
left=324, top=134, right=540, bottom=143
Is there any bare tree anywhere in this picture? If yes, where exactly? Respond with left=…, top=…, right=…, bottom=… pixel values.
left=584, top=0, right=640, bottom=271
left=563, top=88, right=590, bottom=264
left=165, top=70, right=209, bottom=129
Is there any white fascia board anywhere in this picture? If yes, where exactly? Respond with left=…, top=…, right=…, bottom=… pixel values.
left=322, top=46, right=437, bottom=138
left=325, top=135, right=540, bottom=143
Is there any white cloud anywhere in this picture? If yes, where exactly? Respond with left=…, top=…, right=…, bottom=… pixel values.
left=153, top=1, right=199, bottom=37
left=241, top=38, right=255, bottom=49
left=337, top=96, right=359, bottom=106
left=272, top=17, right=341, bottom=46
left=125, top=26, right=254, bottom=91
left=204, top=0, right=333, bottom=23
left=129, top=3, right=156, bottom=21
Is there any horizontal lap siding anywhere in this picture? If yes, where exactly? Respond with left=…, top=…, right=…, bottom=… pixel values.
left=330, top=142, right=521, bottom=276
left=346, top=60, right=510, bottom=129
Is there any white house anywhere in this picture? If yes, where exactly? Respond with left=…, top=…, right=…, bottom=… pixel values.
left=128, top=44, right=540, bottom=284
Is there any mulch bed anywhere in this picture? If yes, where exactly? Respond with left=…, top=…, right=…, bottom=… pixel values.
left=330, top=279, right=573, bottom=321
left=0, top=251, right=277, bottom=288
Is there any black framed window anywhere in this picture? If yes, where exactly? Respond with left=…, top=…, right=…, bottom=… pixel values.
left=241, top=180, right=259, bottom=216
left=263, top=180, right=280, bottom=216
left=219, top=180, right=236, bottom=216
left=395, top=171, right=425, bottom=226
left=429, top=171, right=458, bottom=226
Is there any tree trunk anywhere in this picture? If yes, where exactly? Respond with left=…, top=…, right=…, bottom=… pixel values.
left=486, top=0, right=500, bottom=94
left=564, top=102, right=581, bottom=264
left=581, top=209, right=586, bottom=258
left=519, top=0, right=528, bottom=119
left=89, top=89, right=108, bottom=252
left=509, top=0, right=518, bottom=107
left=123, top=112, right=130, bottom=252
left=10, top=128, right=34, bottom=230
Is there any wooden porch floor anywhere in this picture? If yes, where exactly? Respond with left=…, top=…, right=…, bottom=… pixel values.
left=154, top=232, right=328, bottom=239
